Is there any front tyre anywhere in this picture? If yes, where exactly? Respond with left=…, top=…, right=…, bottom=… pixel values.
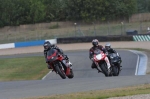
left=112, top=66, right=119, bottom=76
left=55, top=65, right=66, bottom=79
left=100, top=62, right=109, bottom=77
left=67, top=69, right=74, bottom=79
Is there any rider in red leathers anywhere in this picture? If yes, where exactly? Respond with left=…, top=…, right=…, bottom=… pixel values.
left=89, top=39, right=111, bottom=73
left=43, top=41, right=72, bottom=69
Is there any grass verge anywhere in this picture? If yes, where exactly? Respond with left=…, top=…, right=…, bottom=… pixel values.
left=24, top=83, right=150, bottom=99
left=0, top=56, right=49, bottom=81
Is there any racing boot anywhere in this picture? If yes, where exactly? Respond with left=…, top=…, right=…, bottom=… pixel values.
left=47, top=65, right=51, bottom=69
left=47, top=65, right=53, bottom=72
left=91, top=63, right=102, bottom=73
left=91, top=63, right=97, bottom=69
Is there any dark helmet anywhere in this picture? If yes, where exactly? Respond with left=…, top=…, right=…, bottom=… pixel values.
left=105, top=43, right=111, bottom=50
left=43, top=41, right=51, bottom=50
left=92, top=39, right=99, bottom=47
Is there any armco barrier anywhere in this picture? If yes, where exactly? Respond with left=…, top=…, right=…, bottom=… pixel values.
left=57, top=35, right=133, bottom=44
left=0, top=43, right=15, bottom=49
left=0, top=39, right=57, bottom=49
left=0, top=35, right=139, bottom=49
left=15, top=40, right=45, bottom=48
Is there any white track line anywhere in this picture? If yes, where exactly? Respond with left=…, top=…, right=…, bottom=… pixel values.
left=129, top=50, right=148, bottom=75
left=42, top=70, right=52, bottom=80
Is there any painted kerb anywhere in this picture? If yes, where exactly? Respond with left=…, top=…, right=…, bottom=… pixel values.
left=133, top=35, right=150, bottom=41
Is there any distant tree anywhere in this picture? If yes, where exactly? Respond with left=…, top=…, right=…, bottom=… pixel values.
left=63, top=0, right=137, bottom=21
left=0, top=0, right=138, bottom=27
left=137, top=0, right=150, bottom=13
left=29, top=0, right=46, bottom=23
left=43, top=0, right=66, bottom=21
left=147, top=0, right=150, bottom=12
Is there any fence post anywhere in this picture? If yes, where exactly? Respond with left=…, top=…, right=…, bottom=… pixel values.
left=74, top=23, right=77, bottom=37
left=121, top=22, right=124, bottom=35
left=92, top=22, right=96, bottom=36
left=140, top=22, right=142, bottom=34
left=107, top=21, right=110, bottom=35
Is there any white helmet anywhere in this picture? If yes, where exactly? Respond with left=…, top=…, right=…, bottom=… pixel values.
left=105, top=43, right=111, bottom=50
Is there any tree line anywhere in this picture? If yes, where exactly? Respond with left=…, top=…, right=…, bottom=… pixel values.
left=0, top=0, right=149, bottom=27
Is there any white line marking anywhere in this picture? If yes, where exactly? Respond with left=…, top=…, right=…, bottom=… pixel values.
left=129, top=50, right=148, bottom=75
left=42, top=70, right=52, bottom=80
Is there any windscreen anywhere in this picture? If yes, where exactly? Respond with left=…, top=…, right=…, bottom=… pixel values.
left=47, top=49, right=57, bottom=57
left=93, top=49, right=102, bottom=55
left=109, top=53, right=117, bottom=57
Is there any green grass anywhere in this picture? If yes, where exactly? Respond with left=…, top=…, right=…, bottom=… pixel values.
left=0, top=56, right=49, bottom=81
left=24, top=83, right=150, bottom=99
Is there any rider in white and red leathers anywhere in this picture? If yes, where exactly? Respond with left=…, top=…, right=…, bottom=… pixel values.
left=89, top=39, right=111, bottom=73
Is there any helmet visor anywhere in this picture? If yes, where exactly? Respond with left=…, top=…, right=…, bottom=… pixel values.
left=44, top=46, right=49, bottom=50
left=105, top=46, right=110, bottom=50
left=93, top=42, right=98, bottom=46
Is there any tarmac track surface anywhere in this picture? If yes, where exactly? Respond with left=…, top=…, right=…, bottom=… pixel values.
left=1, top=49, right=150, bottom=99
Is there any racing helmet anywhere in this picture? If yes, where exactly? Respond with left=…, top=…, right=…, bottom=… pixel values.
left=43, top=41, right=51, bottom=50
left=92, top=39, right=99, bottom=47
left=105, top=43, right=111, bottom=50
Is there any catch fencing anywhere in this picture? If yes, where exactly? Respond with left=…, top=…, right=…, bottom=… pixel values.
left=0, top=14, right=150, bottom=44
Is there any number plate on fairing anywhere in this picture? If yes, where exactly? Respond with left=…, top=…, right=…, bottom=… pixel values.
left=96, top=54, right=102, bottom=60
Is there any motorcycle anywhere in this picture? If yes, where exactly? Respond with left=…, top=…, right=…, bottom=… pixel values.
left=46, top=48, right=74, bottom=79
left=93, top=49, right=110, bottom=77
left=108, top=53, right=122, bottom=76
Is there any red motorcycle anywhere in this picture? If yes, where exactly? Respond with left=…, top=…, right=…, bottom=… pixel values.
left=46, top=48, right=74, bottom=79
left=93, top=49, right=110, bottom=77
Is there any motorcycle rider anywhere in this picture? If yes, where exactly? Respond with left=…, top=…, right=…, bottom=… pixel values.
left=105, top=43, right=122, bottom=66
left=89, top=39, right=111, bottom=73
left=105, top=43, right=117, bottom=54
left=43, top=41, right=72, bottom=69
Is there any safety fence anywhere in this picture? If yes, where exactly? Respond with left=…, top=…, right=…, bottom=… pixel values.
left=0, top=21, right=150, bottom=44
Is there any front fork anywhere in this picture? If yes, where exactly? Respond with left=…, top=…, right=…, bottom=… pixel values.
left=61, top=61, right=71, bottom=76
left=104, top=57, right=111, bottom=69
left=94, top=61, right=103, bottom=73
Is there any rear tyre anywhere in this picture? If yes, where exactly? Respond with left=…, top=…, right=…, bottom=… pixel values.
left=55, top=65, right=66, bottom=79
left=67, top=69, right=74, bottom=79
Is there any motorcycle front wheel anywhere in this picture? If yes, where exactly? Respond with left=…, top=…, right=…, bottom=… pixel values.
left=55, top=65, right=66, bottom=79
left=112, top=66, right=119, bottom=76
left=100, top=62, right=109, bottom=77
left=67, top=69, right=74, bottom=79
